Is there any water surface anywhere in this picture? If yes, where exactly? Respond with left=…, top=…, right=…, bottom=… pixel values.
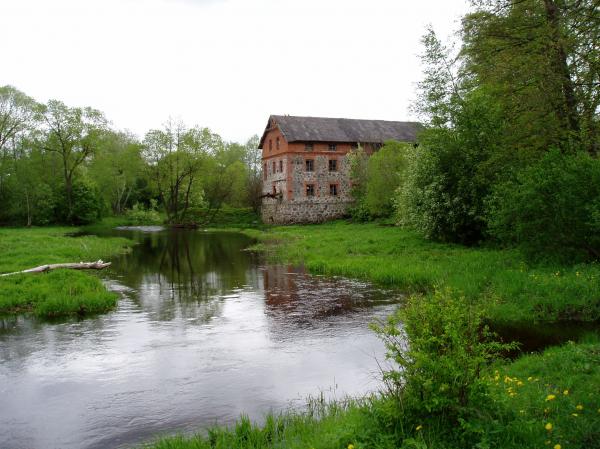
left=0, top=229, right=401, bottom=449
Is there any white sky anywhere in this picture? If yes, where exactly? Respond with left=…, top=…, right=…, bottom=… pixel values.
left=1, top=0, right=469, bottom=143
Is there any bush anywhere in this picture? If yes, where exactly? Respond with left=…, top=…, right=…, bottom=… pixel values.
left=487, top=149, right=600, bottom=262
left=372, top=288, right=515, bottom=421
left=124, top=201, right=162, bottom=225
left=396, top=89, right=504, bottom=244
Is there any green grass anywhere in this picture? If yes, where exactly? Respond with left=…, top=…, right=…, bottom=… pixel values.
left=0, top=227, right=132, bottom=317
left=144, top=338, right=600, bottom=449
left=244, top=221, right=600, bottom=324
left=483, top=335, right=600, bottom=449
left=146, top=397, right=398, bottom=449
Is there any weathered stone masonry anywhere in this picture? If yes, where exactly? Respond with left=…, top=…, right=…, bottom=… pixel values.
left=259, top=115, right=420, bottom=224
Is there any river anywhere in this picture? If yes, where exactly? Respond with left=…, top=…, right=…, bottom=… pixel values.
left=0, top=229, right=402, bottom=449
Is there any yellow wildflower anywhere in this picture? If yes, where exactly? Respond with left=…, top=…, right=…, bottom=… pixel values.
left=576, top=404, right=583, bottom=410
left=416, top=425, right=423, bottom=431
left=563, top=390, right=569, bottom=395
left=544, top=408, right=550, bottom=414
left=348, top=444, right=355, bottom=449
left=545, top=422, right=553, bottom=431
left=546, top=394, right=556, bottom=401
left=527, top=376, right=533, bottom=381
left=517, top=381, right=524, bottom=387
left=572, top=413, right=578, bottom=417
left=554, top=445, right=561, bottom=449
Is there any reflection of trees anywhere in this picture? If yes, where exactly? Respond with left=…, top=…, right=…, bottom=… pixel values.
left=109, top=230, right=258, bottom=321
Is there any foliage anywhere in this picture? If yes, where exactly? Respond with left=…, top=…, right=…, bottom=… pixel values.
left=487, top=149, right=600, bottom=262
left=373, top=289, right=515, bottom=419
left=346, top=146, right=370, bottom=220
left=462, top=0, right=600, bottom=155
left=124, top=201, right=163, bottom=225
left=398, top=27, right=508, bottom=244
left=41, top=99, right=108, bottom=222
left=0, top=86, right=263, bottom=227
left=88, top=130, right=147, bottom=214
left=187, top=206, right=260, bottom=228
left=364, top=141, right=410, bottom=218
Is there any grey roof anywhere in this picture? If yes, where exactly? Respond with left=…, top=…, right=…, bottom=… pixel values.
left=259, top=115, right=421, bottom=148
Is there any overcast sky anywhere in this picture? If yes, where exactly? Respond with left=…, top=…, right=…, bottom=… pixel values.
left=1, top=0, right=469, bottom=143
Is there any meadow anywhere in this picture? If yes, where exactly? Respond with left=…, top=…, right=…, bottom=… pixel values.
left=244, top=221, right=600, bottom=325
left=0, top=227, right=131, bottom=316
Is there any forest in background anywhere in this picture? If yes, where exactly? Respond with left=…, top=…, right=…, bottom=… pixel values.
left=0, top=88, right=262, bottom=227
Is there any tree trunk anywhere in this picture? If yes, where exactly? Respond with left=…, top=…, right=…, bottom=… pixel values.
left=543, top=0, right=580, bottom=148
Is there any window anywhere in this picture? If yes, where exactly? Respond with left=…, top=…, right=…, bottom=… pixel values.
left=279, top=160, right=283, bottom=172
left=328, top=143, right=337, bottom=151
left=269, top=139, right=272, bottom=152
left=330, top=184, right=338, bottom=196
left=328, top=159, right=337, bottom=172
left=305, top=159, right=314, bottom=172
left=276, top=137, right=280, bottom=150
left=305, top=143, right=313, bottom=152
left=272, top=161, right=276, bottom=173
left=351, top=143, right=359, bottom=150
left=263, top=164, right=267, bottom=180
left=306, top=184, right=315, bottom=197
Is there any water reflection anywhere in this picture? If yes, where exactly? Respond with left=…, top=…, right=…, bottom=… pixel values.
left=0, top=230, right=400, bottom=449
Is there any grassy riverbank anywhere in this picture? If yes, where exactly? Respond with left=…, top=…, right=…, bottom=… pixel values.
left=244, top=222, right=600, bottom=324
left=147, top=337, right=600, bottom=449
left=0, top=227, right=131, bottom=317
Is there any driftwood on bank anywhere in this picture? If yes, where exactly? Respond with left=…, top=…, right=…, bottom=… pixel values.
left=0, top=260, right=111, bottom=277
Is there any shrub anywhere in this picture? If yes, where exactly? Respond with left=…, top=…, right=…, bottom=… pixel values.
left=124, top=200, right=162, bottom=225
left=487, top=149, right=600, bottom=262
left=396, top=89, right=504, bottom=244
left=372, top=288, right=515, bottom=422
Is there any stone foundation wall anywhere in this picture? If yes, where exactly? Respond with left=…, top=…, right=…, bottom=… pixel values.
left=261, top=200, right=353, bottom=224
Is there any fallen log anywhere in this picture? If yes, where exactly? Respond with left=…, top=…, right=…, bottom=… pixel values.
left=0, top=260, right=111, bottom=277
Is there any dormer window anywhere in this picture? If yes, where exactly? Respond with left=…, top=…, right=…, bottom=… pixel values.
left=269, top=139, right=273, bottom=152
left=276, top=137, right=280, bottom=150
left=305, top=143, right=313, bottom=152
left=328, top=143, right=337, bottom=151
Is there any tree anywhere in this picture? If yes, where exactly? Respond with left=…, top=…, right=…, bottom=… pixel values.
left=143, top=120, right=212, bottom=224
left=364, top=141, right=410, bottom=218
left=41, top=100, right=108, bottom=222
left=89, top=131, right=145, bottom=214
left=462, top=0, right=600, bottom=154
left=0, top=85, right=39, bottom=214
left=241, top=135, right=262, bottom=213
left=399, top=29, right=505, bottom=243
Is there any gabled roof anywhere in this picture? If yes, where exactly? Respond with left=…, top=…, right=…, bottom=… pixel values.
left=258, top=115, right=421, bottom=149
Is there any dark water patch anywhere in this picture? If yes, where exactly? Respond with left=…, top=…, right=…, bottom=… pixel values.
left=492, top=320, right=600, bottom=354
left=0, top=229, right=400, bottom=449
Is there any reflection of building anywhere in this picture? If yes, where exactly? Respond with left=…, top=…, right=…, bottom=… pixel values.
left=262, top=265, right=377, bottom=320
left=259, top=115, right=420, bottom=224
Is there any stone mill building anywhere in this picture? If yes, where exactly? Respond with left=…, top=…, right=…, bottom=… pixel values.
left=259, top=115, right=420, bottom=224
